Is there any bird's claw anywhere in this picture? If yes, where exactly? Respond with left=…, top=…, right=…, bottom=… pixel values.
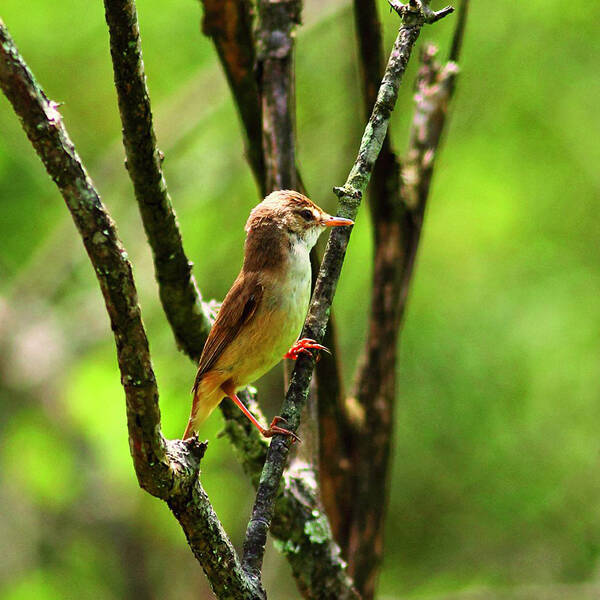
left=261, top=416, right=301, bottom=443
left=284, top=338, right=330, bottom=361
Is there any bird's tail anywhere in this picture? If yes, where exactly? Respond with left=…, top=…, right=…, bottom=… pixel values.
left=182, top=371, right=225, bottom=439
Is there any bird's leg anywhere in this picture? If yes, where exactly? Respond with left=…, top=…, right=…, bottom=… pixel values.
left=284, top=338, right=330, bottom=360
left=221, top=381, right=300, bottom=443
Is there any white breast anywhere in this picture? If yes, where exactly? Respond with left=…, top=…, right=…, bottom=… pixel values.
left=261, top=237, right=311, bottom=360
left=276, top=237, right=311, bottom=326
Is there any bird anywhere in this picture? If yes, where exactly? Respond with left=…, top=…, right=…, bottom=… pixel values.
left=182, top=190, right=353, bottom=441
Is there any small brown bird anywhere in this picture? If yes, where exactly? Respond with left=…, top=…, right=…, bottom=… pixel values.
left=183, top=190, right=353, bottom=440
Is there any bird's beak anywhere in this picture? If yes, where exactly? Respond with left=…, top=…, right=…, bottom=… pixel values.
left=323, top=214, right=354, bottom=227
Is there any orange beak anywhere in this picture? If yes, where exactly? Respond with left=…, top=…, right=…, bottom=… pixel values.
left=323, top=214, right=354, bottom=227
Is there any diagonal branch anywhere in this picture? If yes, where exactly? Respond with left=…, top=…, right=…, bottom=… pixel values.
left=0, top=20, right=263, bottom=600
left=400, top=0, right=469, bottom=285
left=241, top=2, right=454, bottom=583
left=103, top=0, right=213, bottom=363
left=353, top=0, right=401, bottom=221
left=200, top=0, right=266, bottom=194
left=401, top=44, right=459, bottom=218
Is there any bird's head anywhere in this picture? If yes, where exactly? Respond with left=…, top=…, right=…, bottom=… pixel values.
left=245, top=190, right=353, bottom=252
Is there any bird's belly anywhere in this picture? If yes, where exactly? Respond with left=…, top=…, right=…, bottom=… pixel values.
left=217, top=271, right=310, bottom=388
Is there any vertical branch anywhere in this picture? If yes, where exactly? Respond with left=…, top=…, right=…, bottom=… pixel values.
left=255, top=0, right=301, bottom=191
left=103, top=0, right=213, bottom=362
left=254, top=0, right=328, bottom=475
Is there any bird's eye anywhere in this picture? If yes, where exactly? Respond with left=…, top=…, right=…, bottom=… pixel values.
left=299, top=209, right=314, bottom=221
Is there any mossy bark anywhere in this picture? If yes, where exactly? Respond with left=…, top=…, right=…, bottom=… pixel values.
left=104, top=0, right=213, bottom=362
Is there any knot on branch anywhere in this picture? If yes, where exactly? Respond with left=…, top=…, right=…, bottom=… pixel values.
left=255, top=0, right=301, bottom=61
left=257, top=30, right=293, bottom=60
left=414, top=44, right=459, bottom=108
left=183, top=435, right=209, bottom=462
left=164, top=436, right=208, bottom=494
left=333, top=185, right=361, bottom=200
left=402, top=44, right=459, bottom=211
left=388, top=0, right=454, bottom=25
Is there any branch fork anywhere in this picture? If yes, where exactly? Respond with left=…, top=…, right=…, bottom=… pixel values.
left=388, top=0, right=454, bottom=25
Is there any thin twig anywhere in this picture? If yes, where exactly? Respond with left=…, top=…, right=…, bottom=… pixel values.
left=402, top=0, right=469, bottom=223
left=103, top=0, right=212, bottom=362
left=449, top=0, right=469, bottom=62
left=241, top=3, right=453, bottom=580
left=0, top=20, right=263, bottom=599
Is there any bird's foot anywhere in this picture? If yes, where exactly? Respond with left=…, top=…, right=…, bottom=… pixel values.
left=284, top=338, right=330, bottom=361
left=261, top=416, right=301, bottom=443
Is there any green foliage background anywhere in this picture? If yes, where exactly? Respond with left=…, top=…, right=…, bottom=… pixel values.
left=1, top=1, right=599, bottom=598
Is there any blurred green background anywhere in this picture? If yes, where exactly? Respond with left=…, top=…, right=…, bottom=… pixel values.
left=1, top=0, right=599, bottom=598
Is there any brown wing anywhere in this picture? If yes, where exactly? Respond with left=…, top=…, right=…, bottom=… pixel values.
left=192, top=272, right=263, bottom=392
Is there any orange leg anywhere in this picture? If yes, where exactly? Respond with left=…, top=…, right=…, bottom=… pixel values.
left=284, top=338, right=330, bottom=360
left=221, top=381, right=300, bottom=443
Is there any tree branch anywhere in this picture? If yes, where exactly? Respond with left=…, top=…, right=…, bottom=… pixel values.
left=103, top=0, right=213, bottom=363
left=448, top=0, right=469, bottom=63
left=402, top=0, right=469, bottom=233
left=241, top=3, right=452, bottom=582
left=254, top=0, right=326, bottom=493
left=199, top=0, right=267, bottom=195
left=255, top=0, right=301, bottom=191
left=0, top=21, right=263, bottom=599
left=401, top=44, right=459, bottom=216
